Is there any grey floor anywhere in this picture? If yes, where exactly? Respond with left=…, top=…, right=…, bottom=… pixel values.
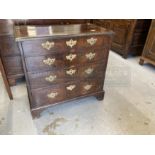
left=0, top=51, right=155, bottom=135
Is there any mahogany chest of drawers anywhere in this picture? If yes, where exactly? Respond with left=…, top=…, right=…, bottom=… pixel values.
left=14, top=24, right=113, bottom=118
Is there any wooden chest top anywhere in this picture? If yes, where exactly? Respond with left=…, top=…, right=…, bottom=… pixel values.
left=14, top=24, right=114, bottom=41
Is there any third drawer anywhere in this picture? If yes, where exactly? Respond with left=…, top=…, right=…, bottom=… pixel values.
left=28, top=63, right=106, bottom=89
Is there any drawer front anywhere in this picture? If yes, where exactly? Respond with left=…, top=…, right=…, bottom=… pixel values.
left=28, top=63, right=105, bottom=89
left=80, top=48, right=108, bottom=64
left=28, top=69, right=65, bottom=89
left=22, top=35, right=110, bottom=56
left=0, top=36, right=20, bottom=56
left=78, top=63, right=105, bottom=79
left=65, top=81, right=79, bottom=98
left=31, top=78, right=103, bottom=109
left=31, top=85, right=65, bottom=109
left=2, top=56, right=23, bottom=75
left=22, top=37, right=82, bottom=56
left=25, top=48, right=107, bottom=72
left=25, top=53, right=79, bottom=72
left=25, top=54, right=64, bottom=72
left=79, top=35, right=110, bottom=49
left=80, top=79, right=103, bottom=95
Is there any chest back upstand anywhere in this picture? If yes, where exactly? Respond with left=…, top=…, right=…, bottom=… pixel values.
left=15, top=24, right=114, bottom=118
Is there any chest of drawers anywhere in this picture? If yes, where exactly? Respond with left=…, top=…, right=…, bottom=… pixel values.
left=15, top=24, right=113, bottom=118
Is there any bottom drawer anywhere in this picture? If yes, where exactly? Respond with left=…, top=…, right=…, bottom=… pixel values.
left=31, top=84, right=65, bottom=109
left=31, top=78, right=103, bottom=109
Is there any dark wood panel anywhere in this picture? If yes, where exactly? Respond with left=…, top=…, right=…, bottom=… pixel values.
left=93, top=19, right=151, bottom=58
left=131, top=32, right=147, bottom=46
left=28, top=63, right=105, bottom=89
left=31, top=78, right=103, bottom=109
left=0, top=35, right=20, bottom=56
left=2, top=56, right=23, bottom=75
left=140, top=20, right=155, bottom=66
left=28, top=69, right=66, bottom=89
left=25, top=54, right=74, bottom=72
left=80, top=78, right=103, bottom=95
left=22, top=37, right=84, bottom=55
left=144, top=26, right=155, bottom=60
left=14, top=19, right=90, bottom=25
left=21, top=35, right=110, bottom=57
left=31, top=84, right=65, bottom=109
left=0, top=58, right=13, bottom=99
left=112, top=24, right=128, bottom=46
left=24, top=48, right=107, bottom=72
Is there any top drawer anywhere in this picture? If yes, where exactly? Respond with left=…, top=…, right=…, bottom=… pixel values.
left=21, top=35, right=111, bottom=56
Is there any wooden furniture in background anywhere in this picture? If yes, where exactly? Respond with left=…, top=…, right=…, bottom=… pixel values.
left=0, top=20, right=24, bottom=86
left=15, top=24, right=114, bottom=118
left=14, top=19, right=91, bottom=25
left=0, top=19, right=90, bottom=86
left=93, top=19, right=151, bottom=58
left=139, top=20, right=155, bottom=66
left=0, top=58, right=13, bottom=100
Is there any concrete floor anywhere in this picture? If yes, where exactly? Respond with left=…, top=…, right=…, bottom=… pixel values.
left=0, top=51, right=155, bottom=135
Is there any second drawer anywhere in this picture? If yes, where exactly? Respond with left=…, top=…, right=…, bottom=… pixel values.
left=25, top=48, right=108, bottom=72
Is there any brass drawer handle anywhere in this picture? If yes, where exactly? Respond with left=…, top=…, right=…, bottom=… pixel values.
left=66, top=69, right=76, bottom=75
left=66, top=39, right=77, bottom=48
left=87, top=37, right=97, bottom=46
left=84, top=84, right=92, bottom=90
left=43, top=58, right=55, bottom=65
left=85, top=52, right=96, bottom=60
left=85, top=68, right=94, bottom=75
left=41, top=41, right=55, bottom=50
left=47, top=92, right=58, bottom=98
left=45, top=75, right=57, bottom=82
left=66, top=54, right=77, bottom=61
left=66, top=85, right=76, bottom=91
